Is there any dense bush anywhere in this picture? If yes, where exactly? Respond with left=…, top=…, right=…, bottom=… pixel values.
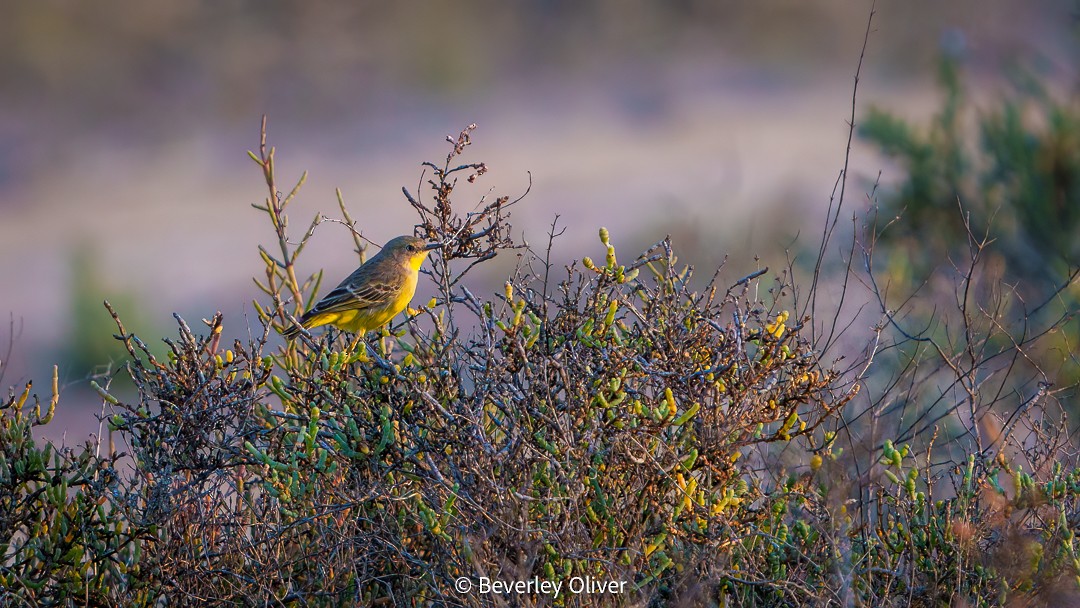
left=0, top=367, right=144, bottom=603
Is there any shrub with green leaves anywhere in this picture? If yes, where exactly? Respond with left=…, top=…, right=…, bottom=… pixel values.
left=84, top=125, right=846, bottom=605
left=1, top=368, right=144, bottom=605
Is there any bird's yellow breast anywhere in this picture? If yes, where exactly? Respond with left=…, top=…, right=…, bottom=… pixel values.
left=343, top=258, right=421, bottom=333
left=298, top=249, right=428, bottom=335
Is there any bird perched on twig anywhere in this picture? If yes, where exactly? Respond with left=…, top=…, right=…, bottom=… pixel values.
left=282, top=235, right=437, bottom=341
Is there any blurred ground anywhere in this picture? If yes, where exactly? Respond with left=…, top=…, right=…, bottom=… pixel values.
left=0, top=0, right=1075, bottom=441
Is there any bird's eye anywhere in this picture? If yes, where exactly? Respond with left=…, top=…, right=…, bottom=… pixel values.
left=407, top=244, right=416, bottom=252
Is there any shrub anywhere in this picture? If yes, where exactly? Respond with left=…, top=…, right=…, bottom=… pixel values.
left=0, top=367, right=144, bottom=604
left=85, top=124, right=847, bottom=605
left=859, top=54, right=1080, bottom=286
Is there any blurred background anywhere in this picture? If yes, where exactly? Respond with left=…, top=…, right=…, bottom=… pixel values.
left=0, top=0, right=1076, bottom=441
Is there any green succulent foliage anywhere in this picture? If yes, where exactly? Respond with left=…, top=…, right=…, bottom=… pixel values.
left=0, top=369, right=145, bottom=605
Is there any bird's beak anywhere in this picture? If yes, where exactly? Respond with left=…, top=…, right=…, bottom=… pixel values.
left=423, top=242, right=442, bottom=251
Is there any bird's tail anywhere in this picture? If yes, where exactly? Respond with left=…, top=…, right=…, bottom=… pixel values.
left=282, top=324, right=304, bottom=340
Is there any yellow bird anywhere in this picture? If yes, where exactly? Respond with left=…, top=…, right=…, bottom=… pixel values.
left=282, top=235, right=436, bottom=340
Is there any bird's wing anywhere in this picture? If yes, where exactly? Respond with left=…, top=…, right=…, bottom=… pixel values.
left=301, top=266, right=397, bottom=319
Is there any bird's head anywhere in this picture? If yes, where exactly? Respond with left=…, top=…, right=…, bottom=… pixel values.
left=380, top=235, right=437, bottom=270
